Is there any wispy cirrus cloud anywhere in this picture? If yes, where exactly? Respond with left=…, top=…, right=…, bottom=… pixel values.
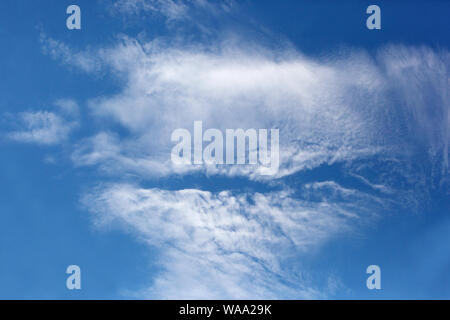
left=379, top=46, right=450, bottom=187
left=109, top=0, right=234, bottom=24
left=5, top=99, right=80, bottom=146
left=54, top=36, right=447, bottom=186
left=44, top=36, right=388, bottom=179
left=34, top=1, right=449, bottom=299
left=111, top=0, right=188, bottom=21
left=40, top=33, right=101, bottom=73
left=83, top=182, right=384, bottom=299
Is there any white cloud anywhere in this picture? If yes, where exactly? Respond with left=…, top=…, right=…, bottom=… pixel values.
left=83, top=182, right=381, bottom=299
left=68, top=39, right=447, bottom=298
left=110, top=0, right=234, bottom=23
left=56, top=37, right=392, bottom=180
left=40, top=33, right=101, bottom=73
left=37, top=14, right=449, bottom=299
left=7, top=110, right=77, bottom=145
left=54, top=99, right=80, bottom=117
left=51, top=39, right=445, bottom=187
left=6, top=99, right=80, bottom=146
left=71, top=131, right=176, bottom=176
left=378, top=46, right=450, bottom=186
left=112, top=0, right=188, bottom=21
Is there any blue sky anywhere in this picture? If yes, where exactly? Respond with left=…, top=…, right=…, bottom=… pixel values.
left=0, top=0, right=449, bottom=299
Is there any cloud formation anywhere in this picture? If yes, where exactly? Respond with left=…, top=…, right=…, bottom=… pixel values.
left=110, top=0, right=234, bottom=24
left=83, top=182, right=384, bottom=298
left=50, top=37, right=447, bottom=185
left=6, top=100, right=79, bottom=145
left=47, top=37, right=384, bottom=179
left=34, top=1, right=449, bottom=298
left=111, top=0, right=188, bottom=21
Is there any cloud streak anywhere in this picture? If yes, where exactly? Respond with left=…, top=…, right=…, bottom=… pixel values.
left=48, top=36, right=393, bottom=180
left=6, top=100, right=79, bottom=146
left=83, top=182, right=383, bottom=299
